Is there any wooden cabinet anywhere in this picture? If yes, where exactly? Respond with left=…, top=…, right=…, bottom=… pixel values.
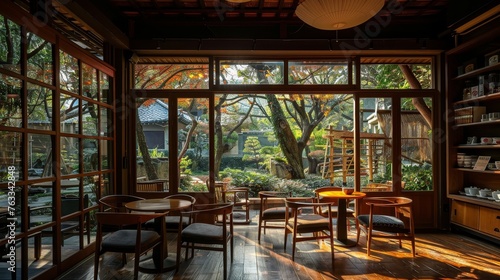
left=479, top=207, right=500, bottom=238
left=451, top=200, right=479, bottom=229
left=445, top=20, right=500, bottom=242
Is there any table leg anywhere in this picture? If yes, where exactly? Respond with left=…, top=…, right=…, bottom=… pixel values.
left=334, top=199, right=357, bottom=247
left=138, top=216, right=178, bottom=273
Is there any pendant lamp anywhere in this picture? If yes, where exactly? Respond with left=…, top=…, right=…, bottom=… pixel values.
left=295, top=0, right=385, bottom=30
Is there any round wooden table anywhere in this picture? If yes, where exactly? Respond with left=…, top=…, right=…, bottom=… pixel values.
left=317, top=190, right=366, bottom=247
left=125, top=198, right=193, bottom=273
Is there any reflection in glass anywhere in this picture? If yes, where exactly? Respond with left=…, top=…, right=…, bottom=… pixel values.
left=59, top=50, right=79, bottom=93
left=99, top=106, right=112, bottom=137
left=60, top=94, right=79, bottom=134
left=28, top=83, right=53, bottom=130
left=82, top=63, right=97, bottom=100
left=219, top=60, right=284, bottom=85
left=0, top=15, right=21, bottom=74
left=83, top=139, right=98, bottom=173
left=288, top=60, right=349, bottom=85
left=0, top=187, right=22, bottom=233
left=100, top=139, right=112, bottom=170
left=0, top=74, right=22, bottom=127
left=101, top=173, right=112, bottom=197
left=27, top=32, right=53, bottom=84
left=28, top=134, right=53, bottom=178
left=82, top=100, right=98, bottom=136
left=359, top=98, right=393, bottom=192
left=61, top=137, right=80, bottom=175
left=99, top=72, right=110, bottom=103
left=28, top=234, right=53, bottom=277
left=0, top=132, right=22, bottom=182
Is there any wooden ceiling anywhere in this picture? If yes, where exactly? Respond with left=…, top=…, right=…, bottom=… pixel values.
left=14, top=0, right=500, bottom=56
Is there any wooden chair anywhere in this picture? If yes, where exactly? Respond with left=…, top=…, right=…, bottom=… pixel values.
left=94, top=212, right=167, bottom=280
left=136, top=180, right=165, bottom=192
left=356, top=197, right=415, bottom=257
left=314, top=186, right=356, bottom=230
left=99, top=194, right=145, bottom=212
left=284, top=199, right=335, bottom=267
left=257, top=191, right=292, bottom=241
left=29, top=194, right=90, bottom=260
left=176, top=203, right=234, bottom=280
left=222, top=187, right=250, bottom=224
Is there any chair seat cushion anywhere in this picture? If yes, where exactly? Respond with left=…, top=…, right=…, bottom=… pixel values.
left=182, top=223, right=229, bottom=243
left=357, top=214, right=408, bottom=233
left=102, top=229, right=160, bottom=253
left=262, top=207, right=291, bottom=220
left=287, top=214, right=331, bottom=232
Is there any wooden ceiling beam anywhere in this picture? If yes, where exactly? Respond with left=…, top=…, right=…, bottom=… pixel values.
left=55, top=0, right=129, bottom=49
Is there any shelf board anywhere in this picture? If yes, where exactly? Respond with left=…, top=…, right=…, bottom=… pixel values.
left=453, top=119, right=500, bottom=128
left=448, top=194, right=500, bottom=209
left=456, top=144, right=500, bottom=148
left=453, top=63, right=500, bottom=81
left=453, top=92, right=500, bottom=106
left=454, top=167, right=500, bottom=174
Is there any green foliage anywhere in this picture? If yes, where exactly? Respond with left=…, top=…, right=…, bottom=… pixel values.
left=402, top=163, right=433, bottom=191
left=180, top=157, right=192, bottom=175
left=149, top=147, right=165, bottom=158
left=258, top=145, right=285, bottom=170
left=220, top=168, right=279, bottom=197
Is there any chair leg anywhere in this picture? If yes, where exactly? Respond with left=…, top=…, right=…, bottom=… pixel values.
left=94, top=252, right=100, bottom=280
left=367, top=228, right=372, bottom=256
left=223, top=243, right=227, bottom=280
left=291, top=234, right=296, bottom=261
left=284, top=231, right=287, bottom=250
left=34, top=233, right=41, bottom=260
left=134, top=251, right=140, bottom=280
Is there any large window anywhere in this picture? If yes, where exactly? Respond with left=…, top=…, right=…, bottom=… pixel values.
left=0, top=13, right=115, bottom=278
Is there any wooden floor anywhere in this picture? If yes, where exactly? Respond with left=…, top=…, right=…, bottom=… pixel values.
left=59, top=210, right=500, bottom=280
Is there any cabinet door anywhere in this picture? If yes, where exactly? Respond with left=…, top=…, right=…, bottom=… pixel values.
left=479, top=207, right=500, bottom=238
left=451, top=200, right=479, bottom=229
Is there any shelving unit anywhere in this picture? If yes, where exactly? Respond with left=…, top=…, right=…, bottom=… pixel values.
left=445, top=22, right=500, bottom=242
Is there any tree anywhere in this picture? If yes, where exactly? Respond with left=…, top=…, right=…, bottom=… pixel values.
left=242, top=136, right=262, bottom=168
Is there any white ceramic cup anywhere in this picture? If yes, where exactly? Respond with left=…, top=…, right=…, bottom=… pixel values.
left=496, top=161, right=500, bottom=169
left=481, top=137, right=492, bottom=144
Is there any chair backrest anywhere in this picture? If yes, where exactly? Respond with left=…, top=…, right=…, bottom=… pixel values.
left=259, top=191, right=291, bottom=210
left=314, top=186, right=342, bottom=203
left=365, top=197, right=414, bottom=225
left=137, top=180, right=165, bottom=192
left=183, top=203, right=233, bottom=224
left=99, top=194, right=145, bottom=212
left=96, top=212, right=166, bottom=226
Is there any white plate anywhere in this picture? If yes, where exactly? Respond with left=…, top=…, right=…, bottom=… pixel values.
left=488, top=197, right=496, bottom=200
left=466, top=194, right=476, bottom=197
left=476, top=195, right=491, bottom=199
left=489, top=167, right=500, bottom=171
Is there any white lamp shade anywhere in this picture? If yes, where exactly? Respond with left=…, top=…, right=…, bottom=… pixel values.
left=296, top=0, right=385, bottom=30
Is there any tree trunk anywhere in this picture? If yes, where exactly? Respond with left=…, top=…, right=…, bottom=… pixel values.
left=399, top=64, right=432, bottom=127
left=136, top=112, right=158, bottom=180
left=266, top=95, right=305, bottom=179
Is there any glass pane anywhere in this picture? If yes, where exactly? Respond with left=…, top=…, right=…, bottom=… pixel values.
left=28, top=83, right=53, bottom=130
left=60, top=94, right=79, bottom=134
left=178, top=98, right=209, bottom=192
left=0, top=16, right=21, bottom=74
left=401, top=97, right=433, bottom=191
left=83, top=139, right=98, bottom=173
left=99, top=72, right=110, bottom=103
left=360, top=60, right=433, bottom=89
left=99, top=106, right=112, bottom=137
left=0, top=186, right=22, bottom=233
left=82, top=101, right=98, bottom=136
left=27, top=32, right=53, bottom=84
left=28, top=184, right=53, bottom=229
left=100, top=139, right=112, bottom=170
left=28, top=232, right=53, bottom=276
left=360, top=98, right=393, bottom=192
left=0, top=132, right=21, bottom=183
left=82, top=63, right=97, bottom=100
left=61, top=137, right=80, bottom=175
left=101, top=173, right=113, bottom=197
left=289, top=59, right=349, bottom=85
left=59, top=51, right=79, bottom=93
left=28, top=134, right=53, bottom=178
left=0, top=74, right=22, bottom=128
left=134, top=64, right=209, bottom=89
left=136, top=98, right=169, bottom=192
left=83, top=175, right=97, bottom=247
left=219, top=60, right=284, bottom=85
